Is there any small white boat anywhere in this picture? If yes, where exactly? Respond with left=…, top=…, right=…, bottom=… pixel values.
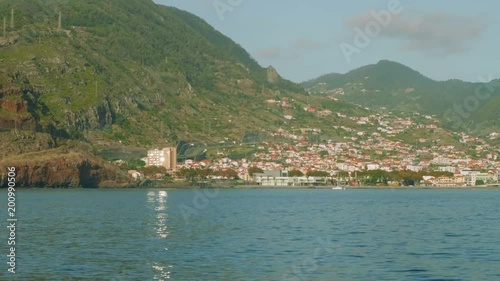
left=332, top=185, right=345, bottom=190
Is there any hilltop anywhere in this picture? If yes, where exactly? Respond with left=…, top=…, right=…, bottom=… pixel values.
left=302, top=60, right=500, bottom=133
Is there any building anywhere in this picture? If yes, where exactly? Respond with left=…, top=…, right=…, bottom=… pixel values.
left=254, top=170, right=290, bottom=186
left=459, top=169, right=490, bottom=186
left=435, top=176, right=455, bottom=187
left=366, top=163, right=380, bottom=171
left=127, top=170, right=144, bottom=181
left=147, top=147, right=177, bottom=170
left=438, top=166, right=456, bottom=173
left=253, top=170, right=329, bottom=186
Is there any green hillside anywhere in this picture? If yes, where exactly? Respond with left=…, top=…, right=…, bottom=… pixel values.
left=0, top=0, right=304, bottom=146
left=303, top=60, right=500, bottom=132
left=1, top=0, right=494, bottom=155
left=0, top=0, right=371, bottom=153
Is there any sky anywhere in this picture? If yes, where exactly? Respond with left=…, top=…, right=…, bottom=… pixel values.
left=154, top=0, right=500, bottom=83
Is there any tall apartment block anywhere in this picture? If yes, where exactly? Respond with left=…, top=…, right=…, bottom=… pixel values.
left=147, top=147, right=177, bottom=170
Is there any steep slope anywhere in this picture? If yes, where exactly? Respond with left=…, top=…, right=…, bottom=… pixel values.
left=0, top=142, right=131, bottom=188
left=0, top=0, right=306, bottom=147
left=303, top=60, right=500, bottom=132
left=0, top=0, right=380, bottom=188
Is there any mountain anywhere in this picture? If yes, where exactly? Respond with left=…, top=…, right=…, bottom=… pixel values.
left=3, top=1, right=494, bottom=188
left=302, top=60, right=500, bottom=132
left=1, top=0, right=375, bottom=186
left=302, top=60, right=434, bottom=91
left=0, top=0, right=308, bottom=147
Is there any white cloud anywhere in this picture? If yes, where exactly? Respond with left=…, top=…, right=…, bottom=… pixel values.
left=291, top=37, right=328, bottom=50
left=345, top=10, right=488, bottom=56
left=255, top=47, right=283, bottom=59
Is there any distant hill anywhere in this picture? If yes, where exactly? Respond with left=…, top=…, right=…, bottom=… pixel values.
left=302, top=60, right=500, bottom=132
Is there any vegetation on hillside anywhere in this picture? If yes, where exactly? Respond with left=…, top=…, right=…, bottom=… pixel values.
left=303, top=60, right=500, bottom=133
left=0, top=0, right=309, bottom=148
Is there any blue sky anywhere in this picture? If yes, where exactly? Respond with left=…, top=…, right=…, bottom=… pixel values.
left=154, top=0, right=499, bottom=83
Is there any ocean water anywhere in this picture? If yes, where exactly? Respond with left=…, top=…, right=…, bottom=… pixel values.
left=1, top=188, right=500, bottom=280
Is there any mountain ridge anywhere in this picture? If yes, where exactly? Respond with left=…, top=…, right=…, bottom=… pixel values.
left=302, top=60, right=498, bottom=85
left=302, top=60, right=500, bottom=132
left=0, top=0, right=309, bottom=147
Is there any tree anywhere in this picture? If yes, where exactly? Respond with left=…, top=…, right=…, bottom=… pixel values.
left=248, top=166, right=263, bottom=176
left=289, top=169, right=304, bottom=177
left=143, top=165, right=166, bottom=177
left=402, top=179, right=415, bottom=186
left=224, top=168, right=239, bottom=179
left=475, top=180, right=485, bottom=186
left=360, top=170, right=388, bottom=185
left=198, top=168, right=214, bottom=179
left=306, top=170, right=329, bottom=177
left=128, top=159, right=146, bottom=170
left=176, top=167, right=198, bottom=179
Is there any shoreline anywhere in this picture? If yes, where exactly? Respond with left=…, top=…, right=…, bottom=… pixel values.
left=3, top=185, right=498, bottom=190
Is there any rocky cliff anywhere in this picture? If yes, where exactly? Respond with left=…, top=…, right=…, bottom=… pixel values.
left=0, top=0, right=314, bottom=188
left=0, top=144, right=131, bottom=188
left=0, top=86, right=36, bottom=130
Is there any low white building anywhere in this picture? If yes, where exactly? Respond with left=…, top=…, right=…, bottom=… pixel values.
left=128, top=170, right=144, bottom=181
left=255, top=176, right=290, bottom=186
left=366, top=163, right=380, bottom=171
left=253, top=170, right=328, bottom=186
left=438, top=166, right=456, bottom=173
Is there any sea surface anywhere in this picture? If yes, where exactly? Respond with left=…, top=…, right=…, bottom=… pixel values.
left=1, top=188, right=500, bottom=281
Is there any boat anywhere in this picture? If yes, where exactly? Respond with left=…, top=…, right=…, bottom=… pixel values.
left=332, top=185, right=345, bottom=190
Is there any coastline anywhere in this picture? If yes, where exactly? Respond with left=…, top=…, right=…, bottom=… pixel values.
left=124, top=184, right=500, bottom=190
left=2, top=183, right=498, bottom=190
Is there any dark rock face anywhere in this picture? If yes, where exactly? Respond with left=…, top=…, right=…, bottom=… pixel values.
left=0, top=87, right=36, bottom=130
left=0, top=86, right=121, bottom=187
left=77, top=161, right=100, bottom=188
left=0, top=98, right=28, bottom=113
left=0, top=150, right=131, bottom=188
left=0, top=87, right=39, bottom=130
left=0, top=85, right=116, bottom=138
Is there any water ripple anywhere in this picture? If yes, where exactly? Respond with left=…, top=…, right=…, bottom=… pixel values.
left=1, top=188, right=499, bottom=280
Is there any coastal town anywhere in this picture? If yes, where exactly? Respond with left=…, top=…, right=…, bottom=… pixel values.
left=121, top=108, right=500, bottom=188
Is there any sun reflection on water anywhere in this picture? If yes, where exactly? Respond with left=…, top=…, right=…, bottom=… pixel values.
left=147, top=190, right=172, bottom=280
